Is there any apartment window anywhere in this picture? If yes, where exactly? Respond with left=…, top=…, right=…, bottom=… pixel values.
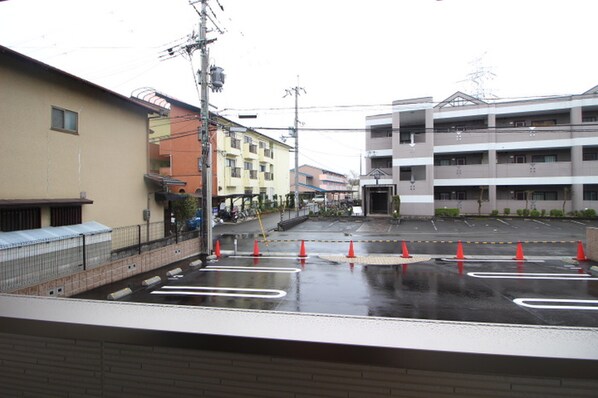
left=513, top=155, right=526, bottom=164
left=370, top=126, right=392, bottom=139
left=243, top=136, right=252, bottom=144
left=513, top=120, right=526, bottom=127
left=51, top=106, right=78, bottom=133
left=372, top=157, right=392, bottom=168
left=514, top=191, right=526, bottom=200
left=454, top=157, right=466, bottom=166
left=582, top=116, right=597, bottom=123
left=244, top=187, right=253, bottom=195
left=455, top=192, right=466, bottom=200
left=583, top=152, right=598, bottom=161
left=438, top=192, right=450, bottom=200
left=531, top=154, right=557, bottom=163
left=584, top=191, right=598, bottom=201
left=258, top=141, right=265, bottom=148
left=226, top=158, right=236, bottom=168
left=399, top=132, right=411, bottom=144
left=438, top=159, right=450, bottom=166
left=259, top=164, right=266, bottom=172
left=531, top=119, right=557, bottom=127
left=51, top=206, right=82, bottom=227
left=244, top=161, right=253, bottom=170
left=1, top=207, right=41, bottom=232
left=532, top=191, right=557, bottom=201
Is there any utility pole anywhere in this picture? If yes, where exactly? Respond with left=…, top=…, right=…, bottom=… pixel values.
left=285, top=78, right=305, bottom=214
left=199, top=0, right=212, bottom=263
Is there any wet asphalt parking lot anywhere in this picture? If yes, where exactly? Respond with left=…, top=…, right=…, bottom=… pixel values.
left=76, top=217, right=598, bottom=327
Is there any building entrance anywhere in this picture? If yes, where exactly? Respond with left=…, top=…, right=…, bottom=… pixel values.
left=367, top=187, right=391, bottom=215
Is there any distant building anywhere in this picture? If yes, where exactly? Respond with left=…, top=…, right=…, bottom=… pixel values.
left=0, top=45, right=163, bottom=231
left=139, top=91, right=292, bottom=210
left=290, top=165, right=350, bottom=202
left=361, top=87, right=598, bottom=216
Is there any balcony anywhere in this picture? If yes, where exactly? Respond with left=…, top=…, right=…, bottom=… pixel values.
left=259, top=148, right=274, bottom=163
left=243, top=143, right=258, bottom=160
left=224, top=167, right=242, bottom=187
left=434, top=164, right=490, bottom=179
left=496, top=161, right=572, bottom=178
left=243, top=170, right=259, bottom=187
left=224, top=137, right=242, bottom=156
left=259, top=171, right=274, bottom=187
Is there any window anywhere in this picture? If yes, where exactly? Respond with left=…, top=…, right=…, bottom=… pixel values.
left=243, top=136, right=252, bottom=144
left=399, top=132, right=411, bottom=144
left=438, top=192, right=450, bottom=200
left=51, top=206, right=82, bottom=227
left=532, top=191, right=557, bottom=201
left=531, top=119, right=557, bottom=127
left=514, top=120, right=526, bottom=127
left=583, top=152, right=598, bottom=161
left=259, top=164, right=266, bottom=172
left=244, top=161, right=253, bottom=170
left=51, top=107, right=78, bottom=133
left=582, top=116, right=597, bottom=123
left=454, top=157, right=466, bottom=166
left=226, top=158, right=236, bottom=168
left=513, top=155, right=526, bottom=164
left=370, top=126, right=392, bottom=139
left=584, top=191, right=598, bottom=201
left=455, top=191, right=466, bottom=200
left=514, top=191, right=526, bottom=200
left=1, top=207, right=41, bottom=231
left=531, top=154, right=557, bottom=163
left=244, top=187, right=253, bottom=195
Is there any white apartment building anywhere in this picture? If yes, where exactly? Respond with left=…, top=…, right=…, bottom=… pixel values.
left=361, top=86, right=598, bottom=216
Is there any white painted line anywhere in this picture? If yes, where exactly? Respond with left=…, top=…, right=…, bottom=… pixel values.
left=468, top=272, right=593, bottom=280
left=441, top=258, right=544, bottom=263
left=569, top=220, right=587, bottom=226
left=152, top=286, right=287, bottom=299
left=532, top=219, right=551, bottom=227
left=496, top=218, right=510, bottom=226
left=229, top=255, right=304, bottom=260
left=201, top=266, right=300, bottom=274
left=514, top=298, right=598, bottom=310
left=431, top=219, right=438, bottom=231
left=464, top=219, right=473, bottom=228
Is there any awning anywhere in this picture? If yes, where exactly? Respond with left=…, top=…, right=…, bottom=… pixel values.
left=0, top=198, right=94, bottom=208
left=144, top=173, right=187, bottom=189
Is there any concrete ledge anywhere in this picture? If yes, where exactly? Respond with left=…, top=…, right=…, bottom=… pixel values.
left=166, top=268, right=182, bottom=277
left=142, top=276, right=161, bottom=287
left=107, top=288, right=132, bottom=300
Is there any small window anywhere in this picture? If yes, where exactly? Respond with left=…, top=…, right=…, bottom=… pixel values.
left=455, top=192, right=466, bottom=200
left=514, top=191, right=526, bottom=200
left=243, top=136, right=252, bottom=144
left=244, top=161, right=253, bottom=170
left=51, top=206, right=82, bottom=227
left=514, top=120, right=526, bottom=128
left=438, top=159, right=450, bottom=166
left=583, top=152, right=598, bottom=161
left=454, top=157, right=466, bottom=166
left=514, top=155, right=526, bottom=164
left=584, top=191, right=598, bottom=201
left=582, top=116, right=597, bottom=123
left=438, top=192, right=450, bottom=200
left=0, top=207, right=41, bottom=232
left=531, top=119, right=557, bottom=127
left=226, top=158, right=236, bottom=168
left=51, top=107, right=78, bottom=133
left=531, top=154, right=557, bottom=163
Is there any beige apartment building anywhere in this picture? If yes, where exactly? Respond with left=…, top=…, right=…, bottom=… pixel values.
left=362, top=87, right=598, bottom=216
left=0, top=45, right=163, bottom=231
left=290, top=164, right=350, bottom=202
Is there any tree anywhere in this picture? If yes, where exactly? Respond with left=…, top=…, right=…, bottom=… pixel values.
left=562, top=186, right=570, bottom=214
left=392, top=195, right=401, bottom=219
left=477, top=186, right=486, bottom=216
left=171, top=194, right=197, bottom=231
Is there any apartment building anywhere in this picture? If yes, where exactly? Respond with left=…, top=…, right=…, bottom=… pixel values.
left=362, top=87, right=598, bottom=216
left=291, top=165, right=350, bottom=201
left=0, top=45, right=163, bottom=231
left=142, top=91, right=291, bottom=209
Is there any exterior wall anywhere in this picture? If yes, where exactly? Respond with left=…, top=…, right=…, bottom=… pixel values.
left=586, top=227, right=598, bottom=261
left=0, top=53, right=161, bottom=228
left=11, top=238, right=199, bottom=297
left=1, top=332, right=596, bottom=397
left=291, top=165, right=348, bottom=197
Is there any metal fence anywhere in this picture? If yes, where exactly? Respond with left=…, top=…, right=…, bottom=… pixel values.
left=0, top=222, right=200, bottom=293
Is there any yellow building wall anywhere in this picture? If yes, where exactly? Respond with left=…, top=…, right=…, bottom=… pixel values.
left=0, top=58, right=161, bottom=228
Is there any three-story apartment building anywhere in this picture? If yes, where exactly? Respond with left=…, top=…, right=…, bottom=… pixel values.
left=361, top=87, right=598, bottom=216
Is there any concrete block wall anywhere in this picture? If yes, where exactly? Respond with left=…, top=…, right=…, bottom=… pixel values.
left=586, top=227, right=598, bottom=261
left=10, top=238, right=199, bottom=297
left=1, top=332, right=597, bottom=398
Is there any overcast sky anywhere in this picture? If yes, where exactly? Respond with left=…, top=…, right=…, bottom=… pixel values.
left=2, top=0, right=598, bottom=176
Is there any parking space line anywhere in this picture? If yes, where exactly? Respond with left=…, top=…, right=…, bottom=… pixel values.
left=431, top=219, right=438, bottom=231
left=496, top=218, right=510, bottom=226
left=532, top=219, right=551, bottom=227
left=229, top=255, right=306, bottom=260
left=569, top=220, right=587, bottom=226
left=151, top=286, right=287, bottom=299
left=464, top=219, right=473, bottom=228
left=513, top=298, right=598, bottom=310
left=468, top=272, right=593, bottom=280
left=201, top=266, right=300, bottom=273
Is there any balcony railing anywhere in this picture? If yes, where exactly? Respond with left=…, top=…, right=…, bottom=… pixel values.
left=231, top=167, right=241, bottom=178
left=249, top=170, right=258, bottom=179
left=231, top=138, right=241, bottom=150
left=264, top=172, right=273, bottom=181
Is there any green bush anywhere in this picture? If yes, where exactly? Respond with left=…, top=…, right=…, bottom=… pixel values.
left=435, top=208, right=460, bottom=217
left=490, top=210, right=499, bottom=216
left=516, top=209, right=523, bottom=216
left=540, top=209, right=546, bottom=217
left=530, top=209, right=540, bottom=217
left=568, top=210, right=580, bottom=218
left=582, top=208, right=597, bottom=218
left=503, top=208, right=510, bottom=216
left=392, top=195, right=401, bottom=219
left=549, top=209, right=563, bottom=217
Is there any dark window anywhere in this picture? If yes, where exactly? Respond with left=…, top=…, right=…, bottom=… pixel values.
left=51, top=106, right=78, bottom=133
left=583, top=152, right=598, bottom=161
left=438, top=192, right=450, bottom=200
left=514, top=120, right=526, bottom=127
left=514, top=155, right=526, bottom=164
left=515, top=191, right=526, bottom=200
left=584, top=191, right=598, bottom=201
left=51, top=206, right=82, bottom=227
left=531, top=119, right=557, bottom=127
left=370, top=126, right=392, bottom=139
left=531, top=154, right=557, bottom=163
left=438, top=159, right=450, bottom=166
left=583, top=116, right=597, bottom=123
left=455, top=192, right=466, bottom=200
left=0, top=207, right=41, bottom=231
left=455, top=157, right=466, bottom=166
left=532, top=191, right=558, bottom=201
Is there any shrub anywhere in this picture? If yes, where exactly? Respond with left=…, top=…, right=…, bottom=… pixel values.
left=490, top=210, right=499, bottom=216
left=540, top=209, right=546, bottom=217
left=516, top=209, right=523, bottom=216
left=568, top=210, right=580, bottom=218
left=392, top=195, right=401, bottom=219
left=503, top=208, right=510, bottom=216
left=550, top=209, right=563, bottom=217
left=435, top=208, right=460, bottom=217
left=530, top=209, right=540, bottom=217
left=581, top=208, right=597, bottom=218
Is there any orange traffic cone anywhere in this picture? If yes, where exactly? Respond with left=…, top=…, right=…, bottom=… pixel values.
left=214, top=240, right=221, bottom=258
left=347, top=240, right=356, bottom=258
left=253, top=239, right=261, bottom=256
left=401, top=240, right=412, bottom=258
left=298, top=240, right=307, bottom=258
left=513, top=241, right=525, bottom=261
left=455, top=240, right=465, bottom=260
left=575, top=240, right=588, bottom=261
